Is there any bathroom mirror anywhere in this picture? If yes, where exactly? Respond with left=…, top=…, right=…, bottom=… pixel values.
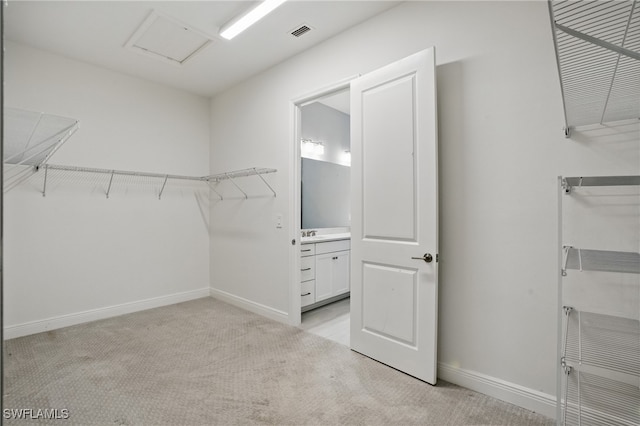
left=301, top=158, right=350, bottom=229
left=300, top=90, right=351, bottom=230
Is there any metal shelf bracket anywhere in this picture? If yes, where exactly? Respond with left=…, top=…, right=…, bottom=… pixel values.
left=42, top=164, right=49, bottom=197
left=158, top=175, right=169, bottom=200
left=225, top=173, right=248, bottom=199
left=561, top=245, right=572, bottom=276
left=106, top=170, right=115, bottom=199
left=253, top=167, right=277, bottom=197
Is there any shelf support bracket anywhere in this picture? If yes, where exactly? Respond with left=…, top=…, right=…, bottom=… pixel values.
left=42, top=164, right=49, bottom=197
left=555, top=22, right=640, bottom=62
left=208, top=182, right=223, bottom=200
left=226, top=173, right=248, bottom=199
left=106, top=170, right=115, bottom=199
left=577, top=248, right=583, bottom=272
left=158, top=175, right=169, bottom=200
left=561, top=246, right=571, bottom=276
left=253, top=167, right=276, bottom=197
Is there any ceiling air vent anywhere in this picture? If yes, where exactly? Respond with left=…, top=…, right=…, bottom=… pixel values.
left=290, top=24, right=312, bottom=38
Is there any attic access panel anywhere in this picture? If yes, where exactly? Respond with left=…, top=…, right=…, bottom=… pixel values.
left=125, top=10, right=215, bottom=66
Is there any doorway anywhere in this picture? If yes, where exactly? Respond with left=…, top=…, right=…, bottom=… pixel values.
left=291, top=82, right=352, bottom=347
left=290, top=48, right=438, bottom=384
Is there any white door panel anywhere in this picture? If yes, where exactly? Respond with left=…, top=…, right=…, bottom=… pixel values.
left=362, top=262, right=418, bottom=345
left=350, top=48, right=438, bottom=384
left=362, top=74, right=417, bottom=242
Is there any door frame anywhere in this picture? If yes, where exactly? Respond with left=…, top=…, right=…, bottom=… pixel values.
left=288, top=76, right=356, bottom=326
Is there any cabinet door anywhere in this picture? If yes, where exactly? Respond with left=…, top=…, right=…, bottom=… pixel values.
left=331, top=250, right=350, bottom=295
left=315, top=250, right=350, bottom=302
left=315, top=252, right=334, bottom=302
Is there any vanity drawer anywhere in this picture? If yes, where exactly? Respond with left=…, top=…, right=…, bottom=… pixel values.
left=300, top=256, right=315, bottom=282
left=315, top=239, right=350, bottom=254
left=301, top=280, right=315, bottom=307
left=300, top=244, right=316, bottom=257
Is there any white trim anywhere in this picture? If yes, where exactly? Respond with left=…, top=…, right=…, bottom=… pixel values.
left=291, top=75, right=357, bottom=107
left=209, top=287, right=289, bottom=324
left=288, top=99, right=303, bottom=326
left=4, top=287, right=211, bottom=340
left=438, top=362, right=557, bottom=420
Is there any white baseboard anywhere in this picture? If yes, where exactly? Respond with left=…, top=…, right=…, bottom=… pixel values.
left=209, top=287, right=289, bottom=324
left=438, top=362, right=557, bottom=420
left=4, top=287, right=211, bottom=340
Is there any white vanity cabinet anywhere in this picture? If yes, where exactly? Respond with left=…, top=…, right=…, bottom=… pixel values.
left=300, top=238, right=350, bottom=309
left=300, top=246, right=316, bottom=308
left=315, top=248, right=350, bottom=301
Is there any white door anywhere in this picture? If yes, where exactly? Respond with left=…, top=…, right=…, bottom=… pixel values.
left=350, top=48, right=439, bottom=384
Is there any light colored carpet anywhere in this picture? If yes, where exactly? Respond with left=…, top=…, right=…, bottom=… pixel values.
left=3, top=298, right=554, bottom=425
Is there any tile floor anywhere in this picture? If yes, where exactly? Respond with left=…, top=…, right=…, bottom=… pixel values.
left=299, top=297, right=350, bottom=346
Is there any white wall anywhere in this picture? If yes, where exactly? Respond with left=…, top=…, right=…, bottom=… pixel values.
left=209, top=1, right=639, bottom=417
left=4, top=41, right=211, bottom=337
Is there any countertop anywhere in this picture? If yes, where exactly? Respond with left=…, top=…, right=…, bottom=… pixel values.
left=301, top=232, right=351, bottom=244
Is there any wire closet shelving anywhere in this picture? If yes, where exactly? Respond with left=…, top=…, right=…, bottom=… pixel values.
left=548, top=0, right=640, bottom=135
left=3, top=107, right=277, bottom=199
left=557, top=175, right=640, bottom=426
left=550, top=4, right=640, bottom=421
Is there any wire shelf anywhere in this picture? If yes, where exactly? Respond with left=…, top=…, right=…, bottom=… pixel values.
left=3, top=107, right=79, bottom=193
left=34, top=165, right=277, bottom=199
left=3, top=108, right=277, bottom=199
left=549, top=0, right=640, bottom=130
left=207, top=167, right=277, bottom=181
left=562, top=175, right=640, bottom=192
left=562, top=247, right=640, bottom=275
left=564, top=308, right=640, bottom=378
left=562, top=370, right=640, bottom=426
left=561, top=308, right=640, bottom=426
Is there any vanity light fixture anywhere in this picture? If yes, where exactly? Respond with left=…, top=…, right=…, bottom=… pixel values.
left=342, top=150, right=351, bottom=166
left=220, top=0, right=287, bottom=40
left=301, top=139, right=324, bottom=156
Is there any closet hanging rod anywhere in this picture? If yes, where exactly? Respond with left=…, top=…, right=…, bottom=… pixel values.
left=35, top=164, right=277, bottom=198
left=39, top=164, right=208, bottom=182
left=36, top=165, right=278, bottom=183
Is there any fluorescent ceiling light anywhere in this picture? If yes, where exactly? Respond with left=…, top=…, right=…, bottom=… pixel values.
left=220, top=0, right=287, bottom=40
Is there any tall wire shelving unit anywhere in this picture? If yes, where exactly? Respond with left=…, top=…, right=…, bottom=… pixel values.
left=549, top=1, right=640, bottom=425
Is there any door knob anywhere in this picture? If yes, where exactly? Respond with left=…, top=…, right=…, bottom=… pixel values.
left=411, top=253, right=433, bottom=263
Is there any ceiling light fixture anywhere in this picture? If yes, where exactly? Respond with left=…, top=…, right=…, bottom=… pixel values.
left=220, top=0, right=287, bottom=40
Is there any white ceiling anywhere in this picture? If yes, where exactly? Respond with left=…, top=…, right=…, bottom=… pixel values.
left=4, top=1, right=400, bottom=98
